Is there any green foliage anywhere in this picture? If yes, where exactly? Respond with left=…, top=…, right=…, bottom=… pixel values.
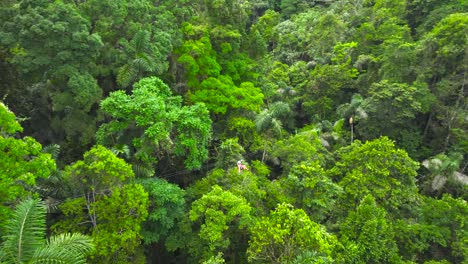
left=0, top=1, right=104, bottom=157
left=0, top=198, right=94, bottom=264
left=176, top=25, right=221, bottom=88
left=90, top=184, right=148, bottom=263
left=300, top=42, right=359, bottom=121
left=214, top=138, right=246, bottom=170
left=117, top=30, right=168, bottom=88
left=1, top=198, right=45, bottom=263
left=359, top=80, right=434, bottom=155
left=189, top=185, right=253, bottom=261
left=50, top=71, right=103, bottom=146
left=272, top=10, right=349, bottom=64
left=66, top=145, right=134, bottom=191
left=0, top=103, right=55, bottom=229
left=339, top=195, right=401, bottom=263
left=418, top=13, right=467, bottom=153
left=226, top=117, right=261, bottom=149
left=277, top=162, right=343, bottom=222
left=1, top=0, right=467, bottom=263
left=332, top=137, right=419, bottom=216
left=421, top=152, right=467, bottom=198
left=137, top=178, right=186, bottom=245
left=272, top=130, right=328, bottom=173
left=247, top=203, right=338, bottom=263
left=202, top=252, right=226, bottom=264
left=53, top=146, right=148, bottom=263
left=194, top=0, right=252, bottom=29
left=0, top=102, right=22, bottom=134
left=0, top=1, right=102, bottom=79
left=191, top=75, right=263, bottom=115
left=416, top=195, right=468, bottom=263
left=406, top=0, right=466, bottom=36
left=187, top=168, right=269, bottom=216
left=97, top=77, right=212, bottom=170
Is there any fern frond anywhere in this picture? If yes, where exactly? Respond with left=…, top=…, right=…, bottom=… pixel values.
left=31, top=233, right=95, bottom=264
left=2, top=198, right=46, bottom=264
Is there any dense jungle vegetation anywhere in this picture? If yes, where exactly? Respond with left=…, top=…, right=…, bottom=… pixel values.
left=0, top=0, right=467, bottom=263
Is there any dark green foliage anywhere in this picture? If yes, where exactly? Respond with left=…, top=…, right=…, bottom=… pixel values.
left=0, top=0, right=466, bottom=263
left=138, top=178, right=186, bottom=246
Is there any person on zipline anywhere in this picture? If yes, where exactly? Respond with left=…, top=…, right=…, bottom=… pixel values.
left=237, top=160, right=249, bottom=173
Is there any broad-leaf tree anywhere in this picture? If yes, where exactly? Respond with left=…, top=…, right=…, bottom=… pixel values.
left=247, top=203, right=338, bottom=263
left=0, top=103, right=55, bottom=230
left=339, top=195, right=401, bottom=263
left=53, top=145, right=148, bottom=264
left=137, top=178, right=186, bottom=247
left=276, top=162, right=342, bottom=222
left=97, top=77, right=212, bottom=171
left=0, top=1, right=103, bottom=158
left=332, top=137, right=420, bottom=217
left=189, top=185, right=253, bottom=262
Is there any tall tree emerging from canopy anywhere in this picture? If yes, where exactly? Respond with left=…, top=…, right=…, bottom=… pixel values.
left=0, top=198, right=95, bottom=264
left=0, top=103, right=55, bottom=230
left=97, top=77, right=212, bottom=171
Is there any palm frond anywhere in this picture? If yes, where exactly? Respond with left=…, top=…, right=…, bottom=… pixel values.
left=132, top=162, right=155, bottom=178
left=133, top=56, right=155, bottom=72
left=132, top=30, right=151, bottom=54
left=270, top=118, right=283, bottom=136
left=355, top=107, right=368, bottom=120
left=117, top=64, right=137, bottom=88
left=41, top=144, right=61, bottom=159
left=31, top=233, right=94, bottom=264
left=255, top=110, right=272, bottom=132
left=336, top=102, right=351, bottom=118
left=1, top=198, right=46, bottom=264
left=350, top=93, right=364, bottom=107
left=110, top=144, right=131, bottom=159
left=270, top=101, right=291, bottom=118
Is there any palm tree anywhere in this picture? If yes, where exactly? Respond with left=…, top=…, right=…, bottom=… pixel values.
left=0, top=198, right=94, bottom=264
left=255, top=101, right=291, bottom=162
left=422, top=152, right=468, bottom=196
left=336, top=93, right=367, bottom=143
left=117, top=30, right=161, bottom=88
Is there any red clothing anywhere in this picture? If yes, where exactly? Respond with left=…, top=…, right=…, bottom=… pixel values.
left=238, top=164, right=249, bottom=173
